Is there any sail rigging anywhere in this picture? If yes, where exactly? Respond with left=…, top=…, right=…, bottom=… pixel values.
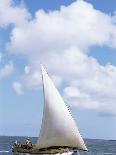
left=36, top=65, right=87, bottom=151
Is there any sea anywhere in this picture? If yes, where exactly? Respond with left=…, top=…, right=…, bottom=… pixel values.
left=0, top=136, right=116, bottom=155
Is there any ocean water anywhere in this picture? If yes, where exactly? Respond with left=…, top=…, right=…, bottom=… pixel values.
left=0, top=136, right=116, bottom=155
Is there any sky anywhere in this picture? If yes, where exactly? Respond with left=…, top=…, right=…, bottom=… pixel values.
left=0, top=0, right=116, bottom=140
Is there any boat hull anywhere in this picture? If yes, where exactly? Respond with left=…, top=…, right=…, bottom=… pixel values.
left=12, top=146, right=74, bottom=154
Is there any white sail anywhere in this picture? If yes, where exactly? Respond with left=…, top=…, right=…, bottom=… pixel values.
left=36, top=65, right=87, bottom=151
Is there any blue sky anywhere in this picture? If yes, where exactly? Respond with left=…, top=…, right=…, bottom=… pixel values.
left=0, top=0, right=116, bottom=140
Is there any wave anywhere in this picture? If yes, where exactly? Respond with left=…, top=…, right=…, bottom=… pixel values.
left=97, top=153, right=116, bottom=155
left=0, top=150, right=9, bottom=153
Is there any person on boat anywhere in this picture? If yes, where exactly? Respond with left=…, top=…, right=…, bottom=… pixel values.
left=14, top=140, right=18, bottom=146
left=26, top=138, right=30, bottom=144
left=13, top=140, right=20, bottom=148
left=25, top=138, right=32, bottom=149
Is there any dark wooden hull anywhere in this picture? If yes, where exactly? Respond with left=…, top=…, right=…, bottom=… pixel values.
left=12, top=146, right=74, bottom=154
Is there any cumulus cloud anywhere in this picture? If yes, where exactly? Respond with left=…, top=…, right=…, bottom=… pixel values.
left=0, top=61, right=13, bottom=79
left=7, top=0, right=116, bottom=55
left=21, top=65, right=41, bottom=89
left=12, top=81, right=23, bottom=95
left=62, top=48, right=116, bottom=114
left=51, top=75, right=62, bottom=87
left=1, top=0, right=116, bottom=114
left=0, top=0, right=31, bottom=27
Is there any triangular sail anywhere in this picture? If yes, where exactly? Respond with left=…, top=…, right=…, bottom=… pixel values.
left=36, top=65, right=87, bottom=151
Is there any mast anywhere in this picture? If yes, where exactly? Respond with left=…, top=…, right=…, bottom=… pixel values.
left=36, top=65, right=87, bottom=151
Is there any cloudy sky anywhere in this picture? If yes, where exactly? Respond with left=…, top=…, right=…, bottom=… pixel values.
left=0, top=0, right=116, bottom=140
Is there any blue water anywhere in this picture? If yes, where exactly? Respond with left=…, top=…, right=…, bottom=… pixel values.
left=0, top=136, right=116, bottom=155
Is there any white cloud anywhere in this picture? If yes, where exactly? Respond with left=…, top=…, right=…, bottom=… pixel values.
left=0, top=0, right=31, bottom=27
left=20, top=65, right=42, bottom=89
left=1, top=0, right=116, bottom=114
left=62, top=49, right=116, bottom=114
left=0, top=61, right=13, bottom=79
left=64, top=86, right=81, bottom=98
left=12, top=81, right=23, bottom=95
left=51, top=75, right=62, bottom=87
left=7, top=0, right=116, bottom=55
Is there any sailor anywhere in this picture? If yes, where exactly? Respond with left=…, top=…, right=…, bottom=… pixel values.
left=25, top=138, right=32, bottom=148
left=14, top=140, right=18, bottom=146
left=26, top=138, right=31, bottom=145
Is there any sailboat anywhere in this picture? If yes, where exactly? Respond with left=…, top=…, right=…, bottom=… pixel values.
left=12, top=65, right=87, bottom=154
